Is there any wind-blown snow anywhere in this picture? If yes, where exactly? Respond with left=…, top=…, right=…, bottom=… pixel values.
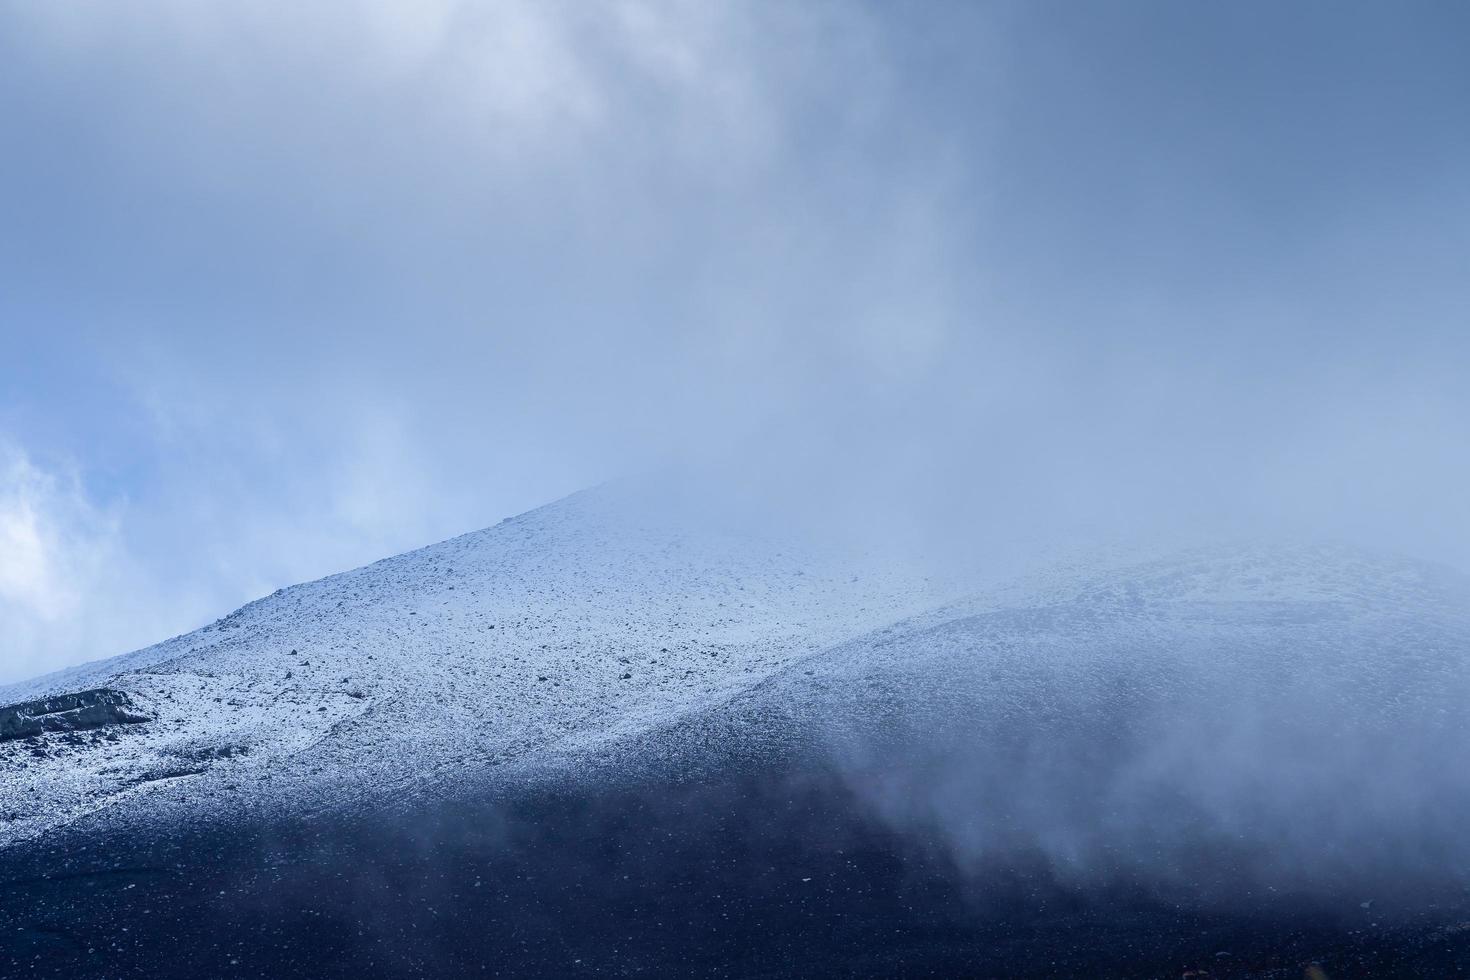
left=672, top=543, right=1470, bottom=898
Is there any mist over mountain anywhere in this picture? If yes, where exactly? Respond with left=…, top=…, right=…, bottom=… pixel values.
left=4, top=483, right=1469, bottom=976
left=5, top=2, right=1470, bottom=976
left=4, top=1, right=1469, bottom=685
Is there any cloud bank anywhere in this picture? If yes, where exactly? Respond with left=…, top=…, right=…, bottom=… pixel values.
left=2, top=1, right=1468, bottom=680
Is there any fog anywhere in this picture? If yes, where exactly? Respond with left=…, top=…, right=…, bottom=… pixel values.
left=806, top=554, right=1470, bottom=911
left=2, top=1, right=1468, bottom=683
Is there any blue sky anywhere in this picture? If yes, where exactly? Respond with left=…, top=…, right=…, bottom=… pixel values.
left=2, top=1, right=1469, bottom=682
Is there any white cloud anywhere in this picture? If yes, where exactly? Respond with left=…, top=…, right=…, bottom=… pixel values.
left=2, top=0, right=1467, bottom=689
left=0, top=442, right=227, bottom=686
left=0, top=446, right=106, bottom=622
left=0, top=444, right=153, bottom=684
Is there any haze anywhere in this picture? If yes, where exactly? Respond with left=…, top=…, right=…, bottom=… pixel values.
left=3, top=0, right=1468, bottom=684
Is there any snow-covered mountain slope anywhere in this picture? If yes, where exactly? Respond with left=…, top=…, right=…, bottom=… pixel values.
left=0, top=486, right=971, bottom=849
left=625, top=543, right=1470, bottom=898
left=7, top=499, right=1470, bottom=979
left=5, top=477, right=1468, bottom=891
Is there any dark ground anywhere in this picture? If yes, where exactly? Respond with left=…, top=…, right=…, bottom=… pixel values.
left=2, top=758, right=1468, bottom=979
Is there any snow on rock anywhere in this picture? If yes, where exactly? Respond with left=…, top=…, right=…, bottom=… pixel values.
left=0, top=689, right=149, bottom=742
left=0, top=485, right=962, bottom=848
left=5, top=479, right=1465, bottom=869
left=657, top=543, right=1470, bottom=892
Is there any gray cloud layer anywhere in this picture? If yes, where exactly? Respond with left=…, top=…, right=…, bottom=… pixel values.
left=2, top=1, right=1468, bottom=681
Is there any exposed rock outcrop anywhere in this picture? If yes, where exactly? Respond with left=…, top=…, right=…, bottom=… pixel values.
left=0, top=689, right=150, bottom=742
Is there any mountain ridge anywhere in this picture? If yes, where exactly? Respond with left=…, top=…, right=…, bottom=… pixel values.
left=4, top=486, right=1468, bottom=881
